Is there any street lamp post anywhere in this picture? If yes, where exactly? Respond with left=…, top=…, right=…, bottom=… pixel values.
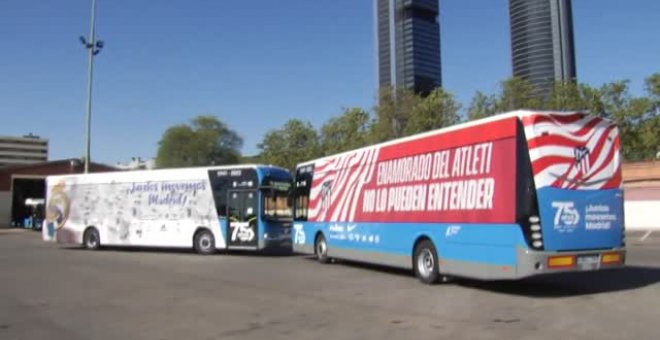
left=80, top=0, right=103, bottom=173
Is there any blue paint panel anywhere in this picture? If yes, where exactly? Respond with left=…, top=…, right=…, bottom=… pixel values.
left=293, top=222, right=527, bottom=266
left=537, top=187, right=624, bottom=251
left=257, top=219, right=265, bottom=242
left=256, top=167, right=292, bottom=183
left=261, top=221, right=284, bottom=237
left=219, top=217, right=228, bottom=241
left=255, top=168, right=266, bottom=242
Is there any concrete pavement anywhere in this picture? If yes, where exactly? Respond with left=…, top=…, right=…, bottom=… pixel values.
left=0, top=231, right=659, bottom=340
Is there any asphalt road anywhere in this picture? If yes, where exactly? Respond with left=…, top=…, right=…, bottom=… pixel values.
left=1, top=230, right=659, bottom=340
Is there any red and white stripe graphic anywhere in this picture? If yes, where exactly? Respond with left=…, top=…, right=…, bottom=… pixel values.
left=303, top=110, right=621, bottom=224
left=522, top=111, right=622, bottom=190
left=308, top=147, right=380, bottom=222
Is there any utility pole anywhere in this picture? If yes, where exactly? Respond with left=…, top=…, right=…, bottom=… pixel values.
left=80, top=0, right=104, bottom=173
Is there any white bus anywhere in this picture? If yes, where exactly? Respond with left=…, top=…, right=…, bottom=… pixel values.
left=43, top=164, right=293, bottom=254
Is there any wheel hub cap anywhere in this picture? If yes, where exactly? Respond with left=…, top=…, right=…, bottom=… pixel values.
left=418, top=249, right=434, bottom=277
left=200, top=236, right=211, bottom=249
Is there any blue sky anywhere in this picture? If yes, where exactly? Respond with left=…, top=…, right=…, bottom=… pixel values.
left=1, top=0, right=658, bottom=165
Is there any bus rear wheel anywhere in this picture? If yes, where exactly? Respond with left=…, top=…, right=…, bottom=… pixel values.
left=83, top=227, right=100, bottom=250
left=315, top=234, right=330, bottom=264
left=194, top=229, right=216, bottom=255
left=414, top=240, right=441, bottom=284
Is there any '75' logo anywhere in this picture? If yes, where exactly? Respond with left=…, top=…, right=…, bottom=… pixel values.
left=551, top=201, right=580, bottom=228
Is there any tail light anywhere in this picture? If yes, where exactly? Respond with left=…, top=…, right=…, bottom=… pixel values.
left=528, top=216, right=543, bottom=250
left=601, top=252, right=624, bottom=265
left=548, top=255, right=576, bottom=268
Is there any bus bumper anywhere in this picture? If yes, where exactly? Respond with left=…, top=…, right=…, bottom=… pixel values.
left=515, top=247, right=626, bottom=278
left=259, top=231, right=292, bottom=252
left=443, top=247, right=626, bottom=280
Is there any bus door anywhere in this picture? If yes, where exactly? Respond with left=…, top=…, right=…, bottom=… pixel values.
left=227, top=190, right=258, bottom=249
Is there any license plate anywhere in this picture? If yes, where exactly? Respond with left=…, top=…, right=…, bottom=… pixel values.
left=577, top=255, right=600, bottom=271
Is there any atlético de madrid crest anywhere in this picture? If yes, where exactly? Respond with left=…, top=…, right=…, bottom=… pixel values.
left=574, top=146, right=591, bottom=176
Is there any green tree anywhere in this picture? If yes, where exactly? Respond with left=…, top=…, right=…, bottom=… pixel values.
left=156, top=115, right=243, bottom=168
left=258, top=119, right=321, bottom=171
left=495, top=77, right=544, bottom=112
left=596, top=81, right=646, bottom=159
left=321, top=107, right=371, bottom=156
left=239, top=154, right=261, bottom=164
left=405, top=87, right=461, bottom=134
left=645, top=73, right=660, bottom=119
left=542, top=77, right=660, bottom=161
left=466, top=91, right=497, bottom=121
left=644, top=73, right=660, bottom=159
left=370, top=86, right=422, bottom=142
left=584, top=77, right=660, bottom=161
left=646, top=73, right=660, bottom=97
left=459, top=73, right=659, bottom=160
left=576, top=83, right=607, bottom=116
left=545, top=81, right=587, bottom=111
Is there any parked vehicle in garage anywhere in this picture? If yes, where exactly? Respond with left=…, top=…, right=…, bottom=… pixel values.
left=23, top=198, right=44, bottom=230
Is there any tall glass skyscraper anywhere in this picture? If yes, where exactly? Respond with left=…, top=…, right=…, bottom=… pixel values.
left=509, top=0, right=577, bottom=95
left=376, top=0, right=441, bottom=96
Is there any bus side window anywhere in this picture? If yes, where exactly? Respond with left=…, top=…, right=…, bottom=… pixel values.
left=213, top=182, right=227, bottom=217
left=228, top=206, right=238, bottom=220
left=217, top=203, right=227, bottom=217
left=293, top=171, right=312, bottom=221
left=295, top=196, right=309, bottom=221
left=294, top=186, right=310, bottom=221
left=228, top=192, right=239, bottom=220
left=245, top=192, right=257, bottom=220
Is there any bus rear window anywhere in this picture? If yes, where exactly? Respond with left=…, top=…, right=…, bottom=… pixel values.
left=293, top=171, right=312, bottom=221
left=263, top=190, right=292, bottom=220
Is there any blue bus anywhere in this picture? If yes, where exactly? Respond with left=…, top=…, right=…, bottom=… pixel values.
left=292, top=111, right=625, bottom=283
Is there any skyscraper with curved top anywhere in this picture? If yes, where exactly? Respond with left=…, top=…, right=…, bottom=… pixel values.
left=376, top=0, right=441, bottom=96
left=509, top=0, right=576, bottom=96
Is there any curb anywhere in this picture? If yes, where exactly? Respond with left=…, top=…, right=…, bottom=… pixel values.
left=0, top=228, right=38, bottom=235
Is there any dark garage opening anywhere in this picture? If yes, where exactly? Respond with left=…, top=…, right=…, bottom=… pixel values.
left=11, top=178, right=45, bottom=227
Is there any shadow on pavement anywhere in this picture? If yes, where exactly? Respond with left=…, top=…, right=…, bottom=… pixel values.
left=305, top=257, right=660, bottom=297
left=304, top=256, right=413, bottom=276
left=62, top=245, right=297, bottom=257
left=458, top=266, right=660, bottom=297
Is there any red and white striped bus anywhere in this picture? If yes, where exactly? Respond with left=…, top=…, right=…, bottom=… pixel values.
left=292, top=110, right=625, bottom=283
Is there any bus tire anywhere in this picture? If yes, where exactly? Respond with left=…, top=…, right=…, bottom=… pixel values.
left=315, top=233, right=330, bottom=264
left=83, top=227, right=100, bottom=250
left=414, top=239, right=440, bottom=284
left=194, top=229, right=216, bottom=255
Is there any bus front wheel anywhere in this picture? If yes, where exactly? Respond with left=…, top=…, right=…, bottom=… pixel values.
left=194, top=229, right=216, bottom=255
left=83, top=227, right=100, bottom=250
left=315, top=234, right=330, bottom=264
left=414, top=240, right=441, bottom=284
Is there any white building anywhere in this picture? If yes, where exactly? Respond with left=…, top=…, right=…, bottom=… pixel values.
left=115, top=157, right=155, bottom=170
left=0, top=134, right=49, bottom=167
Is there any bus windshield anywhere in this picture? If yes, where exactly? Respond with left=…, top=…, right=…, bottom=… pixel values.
left=263, top=189, right=293, bottom=221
